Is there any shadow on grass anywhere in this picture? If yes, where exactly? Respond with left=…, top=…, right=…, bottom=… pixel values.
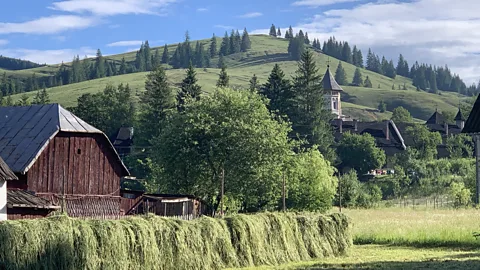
left=232, top=54, right=292, bottom=68
left=297, top=259, right=480, bottom=270
left=354, top=238, right=480, bottom=250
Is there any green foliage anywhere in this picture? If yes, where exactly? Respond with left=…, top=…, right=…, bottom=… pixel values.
left=337, top=132, right=386, bottom=174
left=177, top=63, right=202, bottom=110
left=240, top=28, right=251, bottom=52
left=287, top=36, right=305, bottom=61
left=161, top=44, right=169, bottom=64
left=32, top=87, right=50, bottom=105
left=378, top=100, right=387, bottom=113
left=352, top=68, right=363, bottom=86
left=151, top=88, right=294, bottom=211
left=209, top=34, right=217, bottom=57
left=405, top=124, right=442, bottom=160
left=391, top=106, right=413, bottom=123
left=95, top=49, right=105, bottom=78
left=287, top=149, right=338, bottom=212
left=249, top=74, right=259, bottom=92
left=447, top=134, right=473, bottom=159
left=260, top=64, right=294, bottom=118
left=216, top=66, right=229, bottom=87
left=269, top=24, right=277, bottom=37
left=364, top=76, right=373, bottom=88
left=15, top=93, right=30, bottom=106
left=336, top=170, right=382, bottom=209
left=0, top=213, right=351, bottom=269
left=220, top=31, right=230, bottom=56
left=449, top=182, right=472, bottom=208
left=334, top=61, right=347, bottom=85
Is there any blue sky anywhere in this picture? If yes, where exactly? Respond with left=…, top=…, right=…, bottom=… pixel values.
left=0, top=0, right=479, bottom=84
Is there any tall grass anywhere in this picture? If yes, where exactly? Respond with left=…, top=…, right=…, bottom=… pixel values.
left=341, top=208, right=480, bottom=248
left=0, top=212, right=351, bottom=269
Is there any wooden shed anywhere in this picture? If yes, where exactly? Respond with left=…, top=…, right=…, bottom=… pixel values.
left=0, top=104, right=130, bottom=219
left=127, top=194, right=208, bottom=220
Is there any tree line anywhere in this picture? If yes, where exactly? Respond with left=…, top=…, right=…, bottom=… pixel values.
left=0, top=56, right=43, bottom=70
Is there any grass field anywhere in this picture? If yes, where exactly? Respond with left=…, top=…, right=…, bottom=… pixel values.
left=241, top=208, right=480, bottom=269
left=6, top=35, right=465, bottom=121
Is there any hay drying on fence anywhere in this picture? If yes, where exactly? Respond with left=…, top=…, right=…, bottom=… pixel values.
left=0, top=212, right=351, bottom=270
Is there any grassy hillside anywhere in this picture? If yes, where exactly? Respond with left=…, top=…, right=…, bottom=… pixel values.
left=8, top=35, right=466, bottom=120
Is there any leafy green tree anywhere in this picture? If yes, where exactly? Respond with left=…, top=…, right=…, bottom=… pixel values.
left=216, top=66, right=229, bottom=88
left=447, top=134, right=473, bottom=159
left=249, top=74, right=259, bottom=92
left=260, top=64, right=294, bottom=117
left=219, top=31, right=230, bottom=56
left=337, top=170, right=361, bottom=208
left=209, top=34, right=217, bottom=57
left=405, top=124, right=442, bottom=160
left=291, top=49, right=335, bottom=161
left=364, top=76, right=373, bottom=88
left=449, top=182, right=471, bottom=208
left=334, top=61, right=347, bottom=85
left=151, top=88, right=294, bottom=211
left=137, top=66, right=175, bottom=146
left=378, top=100, right=387, bottom=112
left=33, top=88, right=50, bottom=105
left=240, top=28, right=251, bottom=52
left=352, top=68, right=363, bottom=86
left=177, top=63, right=202, bottom=110
left=391, top=106, right=413, bottom=123
left=269, top=24, right=277, bottom=37
left=337, top=132, right=386, bottom=174
left=161, top=44, right=169, bottom=64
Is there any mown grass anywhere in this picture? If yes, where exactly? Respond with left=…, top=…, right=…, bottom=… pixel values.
left=7, top=35, right=464, bottom=121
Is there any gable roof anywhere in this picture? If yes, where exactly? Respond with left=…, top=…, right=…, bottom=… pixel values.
left=321, top=66, right=344, bottom=92
left=0, top=104, right=129, bottom=175
left=426, top=111, right=446, bottom=125
left=7, top=189, right=60, bottom=209
left=463, top=94, right=480, bottom=134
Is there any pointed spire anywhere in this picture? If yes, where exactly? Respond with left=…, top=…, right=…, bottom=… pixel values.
left=455, top=108, right=465, bottom=121
left=321, top=65, right=343, bottom=92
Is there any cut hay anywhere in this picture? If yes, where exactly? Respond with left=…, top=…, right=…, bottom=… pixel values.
left=0, top=212, right=351, bottom=269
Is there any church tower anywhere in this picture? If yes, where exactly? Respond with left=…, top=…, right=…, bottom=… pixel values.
left=321, top=65, right=344, bottom=119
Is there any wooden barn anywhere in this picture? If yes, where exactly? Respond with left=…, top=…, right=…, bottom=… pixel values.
left=0, top=104, right=130, bottom=219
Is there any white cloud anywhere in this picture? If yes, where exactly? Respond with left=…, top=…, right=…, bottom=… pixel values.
left=0, top=47, right=96, bottom=64
left=197, top=8, right=208, bottom=12
left=0, top=40, right=8, bottom=46
left=255, top=0, right=480, bottom=84
left=107, top=40, right=143, bottom=47
left=238, top=12, right=263, bottom=18
left=0, top=15, right=98, bottom=35
left=292, top=0, right=360, bottom=7
left=214, top=25, right=235, bottom=30
left=50, top=0, right=180, bottom=16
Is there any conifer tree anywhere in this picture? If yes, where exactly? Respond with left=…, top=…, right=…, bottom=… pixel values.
left=5, top=95, right=12, bottom=106
left=216, top=66, right=229, bottom=88
left=120, top=57, right=127, bottom=74
left=334, top=61, right=347, bottom=85
left=161, top=44, right=169, bottom=64
left=106, top=59, right=113, bottom=76
left=240, top=28, right=251, bottom=52
left=152, top=49, right=161, bottom=68
left=277, top=28, right=281, bottom=37
left=95, top=49, right=105, bottom=78
left=291, top=49, right=335, bottom=161
left=341, top=42, right=353, bottom=63
left=135, top=43, right=146, bottom=72
left=288, top=36, right=305, bottom=61
left=249, top=74, right=259, bottom=92
left=219, top=31, right=230, bottom=56
left=217, top=54, right=225, bottom=68
left=181, top=32, right=192, bottom=68
left=194, top=41, right=204, bottom=68
left=209, top=34, right=217, bottom=57
left=144, top=40, right=152, bottom=71
left=269, top=24, right=277, bottom=37
left=352, top=68, right=363, bottom=86
left=392, top=84, right=395, bottom=90
left=33, top=87, right=50, bottom=104
left=298, top=30, right=305, bottom=40
left=260, top=64, right=294, bottom=117
left=177, top=62, right=202, bottom=110
left=304, top=32, right=310, bottom=44
left=234, top=30, right=241, bottom=53
left=364, top=76, right=372, bottom=88
left=287, top=26, right=294, bottom=39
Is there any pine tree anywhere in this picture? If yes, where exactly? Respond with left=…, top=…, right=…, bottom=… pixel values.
left=33, top=87, right=50, bottom=104
left=5, top=95, right=12, bottom=106
left=288, top=26, right=294, bottom=39
left=364, top=76, right=372, bottom=88
left=277, top=28, right=281, bottom=37
left=181, top=32, right=192, bottom=68
left=170, top=43, right=182, bottom=68
left=298, top=30, right=305, bottom=41
left=152, top=49, right=161, bottom=68
left=234, top=30, right=241, bottom=53
left=249, top=74, right=259, bottom=92
left=209, top=34, right=217, bottom=57
left=291, top=49, right=335, bottom=160
left=95, top=49, right=105, bottom=78
left=217, top=54, right=225, bottom=68
left=269, top=24, right=277, bottom=37
left=161, top=44, right=169, bottom=64
left=135, top=43, right=146, bottom=72
left=106, top=60, right=113, bottom=76
left=392, top=84, right=395, bottom=90
left=177, top=62, right=202, bottom=110
left=240, top=28, right=251, bottom=52
left=352, top=68, right=363, bottom=86
left=304, top=32, right=310, bottom=44
left=260, top=64, right=294, bottom=117
left=216, top=66, right=229, bottom=87
left=287, top=36, right=305, bottom=61
left=334, top=61, right=347, bottom=85
left=120, top=57, right=127, bottom=74
left=341, top=42, right=353, bottom=63
left=144, top=40, right=152, bottom=71
left=219, top=31, right=230, bottom=56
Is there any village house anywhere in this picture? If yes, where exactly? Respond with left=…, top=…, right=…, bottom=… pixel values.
left=0, top=104, right=130, bottom=219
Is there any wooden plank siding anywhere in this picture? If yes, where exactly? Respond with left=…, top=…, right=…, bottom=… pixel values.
left=25, top=132, right=123, bottom=196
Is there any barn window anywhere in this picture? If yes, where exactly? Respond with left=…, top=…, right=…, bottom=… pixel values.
left=77, top=149, right=81, bottom=155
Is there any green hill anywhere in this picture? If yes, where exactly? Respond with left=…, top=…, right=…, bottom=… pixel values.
left=8, top=35, right=466, bottom=121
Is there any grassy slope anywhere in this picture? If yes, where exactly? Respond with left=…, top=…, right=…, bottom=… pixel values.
left=8, top=35, right=464, bottom=120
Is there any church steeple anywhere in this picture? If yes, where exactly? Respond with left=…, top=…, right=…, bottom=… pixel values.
left=321, top=64, right=343, bottom=119
left=455, top=107, right=465, bottom=129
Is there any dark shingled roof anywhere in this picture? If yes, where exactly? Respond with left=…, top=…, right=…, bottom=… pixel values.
left=463, top=94, right=480, bottom=134
left=455, top=109, right=465, bottom=121
left=7, top=189, right=60, bottom=209
left=321, top=66, right=343, bottom=92
left=112, top=127, right=134, bottom=148
left=0, top=104, right=129, bottom=175
left=0, top=156, right=17, bottom=181
left=426, top=111, right=446, bottom=125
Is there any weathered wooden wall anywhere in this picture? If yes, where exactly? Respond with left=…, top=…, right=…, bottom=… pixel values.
left=26, top=132, right=124, bottom=196
left=7, top=208, right=52, bottom=220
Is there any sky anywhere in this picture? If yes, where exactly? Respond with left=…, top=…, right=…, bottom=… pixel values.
left=0, top=0, right=479, bottom=84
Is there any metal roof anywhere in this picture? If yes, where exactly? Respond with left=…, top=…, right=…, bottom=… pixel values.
left=321, top=66, right=344, bottom=92
left=463, top=94, right=480, bottom=134
left=0, top=104, right=129, bottom=175
left=426, top=111, right=445, bottom=125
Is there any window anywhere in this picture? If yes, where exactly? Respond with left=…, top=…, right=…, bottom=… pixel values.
left=333, top=99, right=338, bottom=110
left=77, top=149, right=81, bottom=155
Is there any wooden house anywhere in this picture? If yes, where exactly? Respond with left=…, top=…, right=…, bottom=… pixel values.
left=0, top=104, right=130, bottom=219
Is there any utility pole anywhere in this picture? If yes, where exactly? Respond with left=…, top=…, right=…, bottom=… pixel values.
left=220, top=167, right=225, bottom=217
left=339, top=176, right=342, bottom=213
left=282, top=173, right=286, bottom=212
left=475, top=135, right=480, bottom=205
